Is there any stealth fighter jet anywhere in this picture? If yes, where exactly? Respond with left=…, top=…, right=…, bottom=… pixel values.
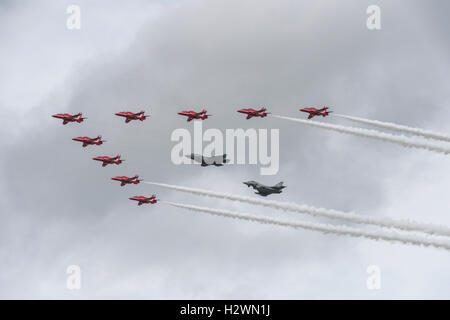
left=186, top=153, right=229, bottom=166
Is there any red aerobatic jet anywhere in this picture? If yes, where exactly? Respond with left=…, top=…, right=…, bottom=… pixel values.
left=92, top=155, right=124, bottom=167
left=129, top=195, right=158, bottom=206
left=72, top=135, right=105, bottom=147
left=52, top=113, right=86, bottom=125
left=115, top=110, right=149, bottom=123
left=237, top=107, right=269, bottom=119
left=178, top=109, right=211, bottom=122
left=112, top=175, right=141, bottom=186
left=299, top=107, right=332, bottom=119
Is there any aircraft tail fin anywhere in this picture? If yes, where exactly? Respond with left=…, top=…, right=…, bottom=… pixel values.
left=222, top=154, right=230, bottom=163
left=322, top=106, right=333, bottom=115
left=260, top=107, right=270, bottom=117
left=116, top=155, right=124, bottom=164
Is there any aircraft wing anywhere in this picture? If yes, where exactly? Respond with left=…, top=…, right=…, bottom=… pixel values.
left=212, top=155, right=227, bottom=165
left=189, top=154, right=203, bottom=163
left=255, top=189, right=271, bottom=196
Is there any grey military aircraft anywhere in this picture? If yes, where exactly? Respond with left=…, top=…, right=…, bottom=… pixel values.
left=243, top=181, right=286, bottom=196
left=186, top=153, right=229, bottom=166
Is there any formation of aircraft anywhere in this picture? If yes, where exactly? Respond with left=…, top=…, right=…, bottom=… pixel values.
left=53, top=111, right=155, bottom=205
left=54, top=105, right=333, bottom=205
left=115, top=111, right=149, bottom=123
left=237, top=107, right=269, bottom=119
left=243, top=181, right=286, bottom=197
left=129, top=195, right=158, bottom=206
left=92, top=155, right=124, bottom=167
left=299, top=107, right=332, bottom=119
left=178, top=109, right=211, bottom=122
left=53, top=107, right=335, bottom=124
left=111, top=175, right=141, bottom=186
left=72, top=135, right=105, bottom=147
left=186, top=153, right=229, bottom=167
left=52, top=113, right=86, bottom=125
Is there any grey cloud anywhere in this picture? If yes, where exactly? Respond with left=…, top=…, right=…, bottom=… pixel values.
left=1, top=0, right=450, bottom=298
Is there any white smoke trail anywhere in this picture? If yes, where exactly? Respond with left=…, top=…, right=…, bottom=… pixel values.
left=270, top=114, right=450, bottom=155
left=334, top=114, right=450, bottom=143
left=164, top=201, right=450, bottom=251
left=146, top=182, right=450, bottom=237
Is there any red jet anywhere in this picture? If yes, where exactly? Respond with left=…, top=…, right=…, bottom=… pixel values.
left=112, top=175, right=141, bottom=186
left=72, top=135, right=105, bottom=147
left=129, top=195, right=158, bottom=206
left=52, top=113, right=86, bottom=125
left=115, top=110, right=149, bottom=123
left=299, top=107, right=332, bottom=119
left=237, top=107, right=269, bottom=119
left=92, top=155, right=124, bottom=167
left=178, top=109, right=211, bottom=122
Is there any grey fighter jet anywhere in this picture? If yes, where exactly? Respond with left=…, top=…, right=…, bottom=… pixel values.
left=186, top=153, right=229, bottom=166
left=243, top=181, right=286, bottom=196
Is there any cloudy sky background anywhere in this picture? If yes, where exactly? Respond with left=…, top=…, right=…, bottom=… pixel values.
left=1, top=0, right=450, bottom=299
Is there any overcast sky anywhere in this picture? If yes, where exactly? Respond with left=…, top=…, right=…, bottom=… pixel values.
left=1, top=0, right=450, bottom=299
